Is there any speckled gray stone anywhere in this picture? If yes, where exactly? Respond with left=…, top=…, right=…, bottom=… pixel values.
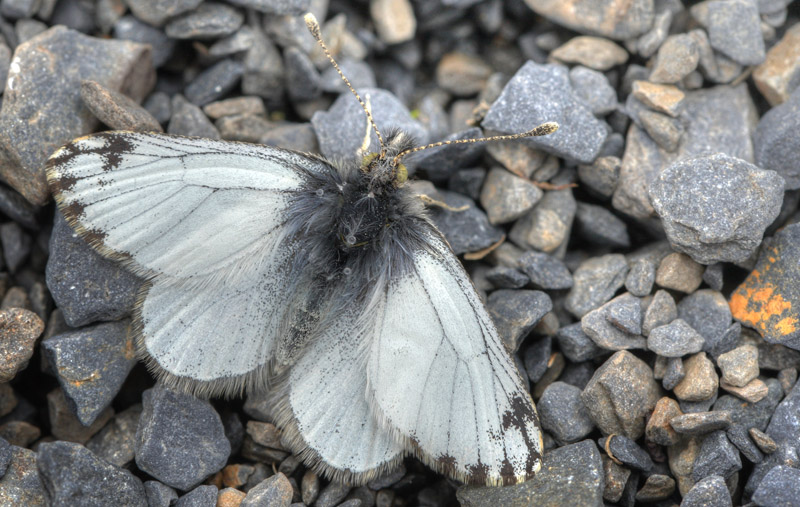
left=46, top=212, right=142, bottom=328
left=604, top=292, right=642, bottom=334
left=510, top=189, right=577, bottom=254
left=480, top=167, right=543, bottom=225
left=582, top=298, right=647, bottom=351
left=184, top=59, right=245, bottom=106
left=37, top=441, right=146, bottom=506
left=565, top=254, right=628, bottom=318
left=487, top=290, right=552, bottom=352
left=752, top=465, right=800, bottom=507
left=647, top=319, right=705, bottom=358
left=224, top=0, right=308, bottom=14
left=175, top=485, right=217, bottom=506
left=569, top=66, right=618, bottom=116
left=538, top=382, right=594, bottom=444
left=555, top=322, right=605, bottom=363
left=754, top=87, right=800, bottom=190
left=680, top=475, right=732, bottom=507
left=135, top=386, right=230, bottom=491
left=692, top=430, right=742, bottom=481
left=164, top=3, right=243, bottom=40
left=168, top=95, right=220, bottom=138
left=625, top=258, right=656, bottom=297
left=705, top=0, right=765, bottom=66
left=517, top=250, right=574, bottom=290
left=599, top=434, right=654, bottom=472
left=429, top=191, right=504, bottom=255
left=649, top=153, right=784, bottom=264
left=677, top=289, right=732, bottom=353
left=523, top=0, right=655, bottom=40
left=483, top=62, right=607, bottom=164
left=574, top=202, right=630, bottom=248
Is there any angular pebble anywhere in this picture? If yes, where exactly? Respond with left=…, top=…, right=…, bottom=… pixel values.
left=164, top=3, right=243, bottom=40
left=655, top=252, right=704, bottom=293
left=729, top=223, right=800, bottom=350
left=581, top=351, right=660, bottom=439
left=483, top=62, right=607, bottom=164
left=524, top=0, right=654, bottom=40
left=46, top=211, right=142, bottom=328
left=41, top=319, right=135, bottom=426
left=80, top=80, right=162, bottom=132
left=86, top=404, right=142, bottom=467
left=705, top=0, right=765, bottom=66
left=649, top=153, right=784, bottom=264
left=48, top=388, right=113, bottom=444
left=643, top=289, right=677, bottom=336
left=755, top=87, right=800, bottom=190
left=604, top=292, right=642, bottom=334
left=0, top=308, right=43, bottom=382
left=717, top=344, right=759, bottom=388
left=124, top=0, right=201, bottom=27
left=582, top=299, right=647, bottom=351
left=674, top=353, right=719, bottom=402
left=429, top=191, right=504, bottom=255
left=646, top=396, right=682, bottom=446
left=565, top=254, right=628, bottom=318
left=677, top=289, right=732, bottom=353
left=479, top=168, right=542, bottom=225
left=37, top=441, right=146, bottom=506
left=555, top=323, right=605, bottom=363
left=680, top=474, right=731, bottom=507
left=538, top=381, right=594, bottom=444
left=753, top=23, right=800, bottom=106
left=185, top=59, right=245, bottom=106
left=692, top=430, right=742, bottom=481
left=574, top=202, right=630, bottom=249
left=671, top=411, right=732, bottom=435
left=457, top=440, right=603, bottom=507
left=487, top=290, right=552, bottom=352
left=631, top=80, right=684, bottom=117
left=168, top=95, right=219, bottom=138
left=550, top=36, right=628, bottom=71
left=509, top=189, right=576, bottom=254
left=635, top=474, right=675, bottom=502
left=175, top=485, right=217, bottom=506
left=485, top=266, right=529, bottom=289
left=0, top=446, right=46, bottom=505
left=752, top=465, right=800, bottom=507
left=649, top=34, right=699, bottom=84
left=600, top=434, right=653, bottom=472
left=517, top=251, right=573, bottom=290
left=113, top=16, right=175, bottom=68
left=648, top=319, right=705, bottom=358
left=569, top=66, right=618, bottom=116
left=0, top=26, right=154, bottom=205
left=135, top=386, right=230, bottom=491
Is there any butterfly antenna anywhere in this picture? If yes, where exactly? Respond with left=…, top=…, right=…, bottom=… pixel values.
left=304, top=13, right=386, bottom=156
left=392, top=121, right=560, bottom=166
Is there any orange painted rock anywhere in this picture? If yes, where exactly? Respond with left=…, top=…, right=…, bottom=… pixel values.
left=729, top=224, right=800, bottom=349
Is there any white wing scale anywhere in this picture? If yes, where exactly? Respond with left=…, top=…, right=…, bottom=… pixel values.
left=47, top=131, right=325, bottom=396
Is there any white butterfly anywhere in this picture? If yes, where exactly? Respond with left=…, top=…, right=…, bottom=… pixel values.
left=45, top=13, right=558, bottom=488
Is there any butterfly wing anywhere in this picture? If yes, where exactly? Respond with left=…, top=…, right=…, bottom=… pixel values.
left=273, top=308, right=405, bottom=484
left=365, top=223, right=543, bottom=486
left=46, top=131, right=328, bottom=396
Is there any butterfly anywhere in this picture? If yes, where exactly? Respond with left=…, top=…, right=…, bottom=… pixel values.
left=45, top=13, right=558, bottom=487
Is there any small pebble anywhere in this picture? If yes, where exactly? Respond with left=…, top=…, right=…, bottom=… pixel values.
left=485, top=266, right=529, bottom=289
left=565, top=254, right=628, bottom=318
left=581, top=351, right=660, bottom=439
left=538, top=381, right=594, bottom=444
left=692, top=430, right=742, bottom=481
left=599, top=434, right=654, bottom=472
left=86, top=404, right=142, bottom=467
left=670, top=411, right=732, bottom=435
left=635, top=474, right=675, bottom=502
left=680, top=474, right=732, bottom=507
left=164, top=3, right=244, bottom=40
left=113, top=16, right=175, bottom=68
left=717, top=344, right=759, bottom=387
left=577, top=156, right=620, bottom=199
left=370, top=0, right=416, bottom=45
left=517, top=251, right=573, bottom=290
left=642, top=289, right=677, bottom=336
left=81, top=80, right=162, bottom=132
left=673, top=352, right=719, bottom=402
left=509, top=189, right=576, bottom=254
left=663, top=357, right=686, bottom=391
left=555, top=323, right=605, bottom=363
left=479, top=167, right=542, bottom=225
left=631, top=80, right=685, bottom=117
left=647, top=319, right=705, bottom=358
left=649, top=34, right=699, bottom=83
left=753, top=23, right=800, bottom=106
left=655, top=252, right=704, bottom=293
left=48, top=388, right=114, bottom=444
left=581, top=297, right=647, bottom=351
left=601, top=454, right=630, bottom=503
left=719, top=378, right=769, bottom=403
left=525, top=0, right=654, bottom=39
left=624, top=258, right=656, bottom=297
left=748, top=428, right=778, bottom=454
left=574, top=202, right=630, bottom=248
left=175, top=485, right=217, bottom=506
left=569, top=66, right=618, bottom=116
left=168, top=95, right=220, bottom=138
left=435, top=52, right=492, bottom=97
left=0, top=308, right=43, bottom=382
left=646, top=397, right=683, bottom=446
left=185, top=59, right=245, bottom=106
left=524, top=337, right=551, bottom=383
left=315, top=480, right=351, bottom=507
left=778, top=368, right=798, bottom=395
left=705, top=0, right=765, bottom=66
left=550, top=36, right=628, bottom=71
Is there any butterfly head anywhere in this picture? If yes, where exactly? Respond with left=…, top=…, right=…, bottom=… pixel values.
left=360, top=129, right=416, bottom=188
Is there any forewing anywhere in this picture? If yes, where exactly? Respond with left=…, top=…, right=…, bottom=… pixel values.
left=274, top=309, right=405, bottom=484
left=366, top=225, right=543, bottom=486
left=46, top=131, right=329, bottom=282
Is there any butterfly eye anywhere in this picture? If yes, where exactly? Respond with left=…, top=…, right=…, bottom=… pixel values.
left=393, top=163, right=408, bottom=187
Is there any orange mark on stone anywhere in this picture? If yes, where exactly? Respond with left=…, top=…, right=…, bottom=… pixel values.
left=730, top=283, right=798, bottom=337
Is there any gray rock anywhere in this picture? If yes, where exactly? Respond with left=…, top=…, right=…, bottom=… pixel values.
left=524, top=336, right=552, bottom=383
left=86, top=404, right=142, bottom=467
left=241, top=28, right=284, bottom=103
left=224, top=0, right=308, bottom=14
left=637, top=9, right=673, bottom=57
left=113, top=16, right=175, bottom=68
left=483, top=62, right=607, bottom=164
left=144, top=480, right=178, bottom=507
left=168, top=95, right=220, bottom=138
left=80, top=80, right=163, bottom=132
left=409, top=128, right=488, bottom=182
left=485, top=266, right=529, bottom=289
left=0, top=0, right=38, bottom=19
left=639, top=109, right=684, bottom=152
left=448, top=167, right=485, bottom=202
left=613, top=84, right=757, bottom=220
left=706, top=0, right=765, bottom=66
left=47, top=387, right=114, bottom=444
left=574, top=202, right=630, bottom=248
left=655, top=252, right=705, bottom=293
left=577, top=156, right=620, bottom=199
left=523, top=0, right=654, bottom=40
left=0, top=222, right=31, bottom=272
left=0, top=26, right=154, bottom=205
left=428, top=190, right=504, bottom=255
left=555, top=322, right=605, bottom=363
left=755, top=87, right=800, bottom=190
left=0, top=184, right=39, bottom=230
left=46, top=212, right=142, bottom=328
left=647, top=319, right=705, bottom=358
left=315, top=480, right=351, bottom=507
left=569, top=66, right=617, bottom=116
left=284, top=46, right=321, bottom=102
left=599, top=434, right=654, bottom=472
left=143, top=91, right=171, bottom=125
left=0, top=446, right=46, bottom=505
left=175, top=485, right=217, bottom=506
left=582, top=295, right=647, bottom=351
left=510, top=188, right=576, bottom=254
left=671, top=411, right=732, bottom=435
left=320, top=59, right=376, bottom=94
left=604, top=292, right=642, bottom=334
left=538, top=382, right=594, bottom=444
left=680, top=475, right=732, bottom=507
left=717, top=344, right=759, bottom=387
left=457, top=440, right=604, bottom=506
left=208, top=26, right=255, bottom=57
left=487, top=290, right=552, bottom=352
left=185, top=59, right=245, bottom=106
left=480, top=167, right=542, bottom=225
left=135, top=386, right=230, bottom=491
left=37, top=441, right=146, bottom=506
left=164, top=3, right=244, bottom=40
left=312, top=87, right=427, bottom=161
left=752, top=465, right=800, bottom=507
left=649, top=34, right=699, bottom=83
left=625, top=258, right=656, bottom=297
left=565, top=253, right=628, bottom=318
left=517, top=250, right=573, bottom=290
left=124, top=0, right=201, bottom=27
left=41, top=320, right=135, bottom=426
left=692, top=430, right=742, bottom=481
left=581, top=351, right=661, bottom=439
left=241, top=472, right=293, bottom=507
left=703, top=263, right=724, bottom=291
left=663, top=357, right=686, bottom=390
left=650, top=153, right=784, bottom=263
